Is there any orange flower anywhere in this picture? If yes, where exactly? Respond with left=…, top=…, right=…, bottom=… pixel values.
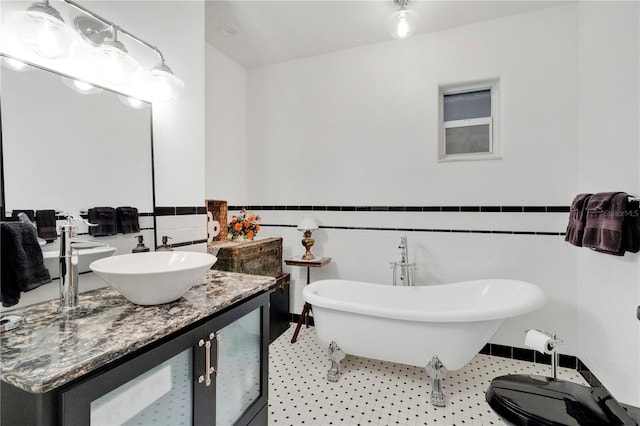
left=234, top=223, right=243, bottom=231
left=247, top=230, right=254, bottom=240
left=244, top=221, right=250, bottom=228
left=255, top=224, right=260, bottom=232
left=248, top=215, right=255, bottom=222
left=231, top=218, right=237, bottom=223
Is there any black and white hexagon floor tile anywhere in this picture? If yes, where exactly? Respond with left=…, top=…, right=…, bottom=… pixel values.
left=268, top=325, right=587, bottom=426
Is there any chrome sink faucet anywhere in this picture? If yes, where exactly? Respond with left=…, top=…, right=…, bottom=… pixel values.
left=59, top=213, right=108, bottom=312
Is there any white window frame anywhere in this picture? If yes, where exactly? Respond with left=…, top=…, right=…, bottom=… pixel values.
left=438, top=80, right=501, bottom=162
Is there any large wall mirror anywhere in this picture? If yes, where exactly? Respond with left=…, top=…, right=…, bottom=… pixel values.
left=0, top=53, right=156, bottom=250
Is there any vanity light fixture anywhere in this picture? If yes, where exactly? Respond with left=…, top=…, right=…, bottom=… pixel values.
left=8, top=0, right=184, bottom=102
left=297, top=216, right=319, bottom=260
left=9, top=0, right=81, bottom=59
left=388, top=0, right=420, bottom=40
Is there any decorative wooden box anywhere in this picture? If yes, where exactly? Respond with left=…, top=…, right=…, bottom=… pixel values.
left=208, top=237, right=283, bottom=278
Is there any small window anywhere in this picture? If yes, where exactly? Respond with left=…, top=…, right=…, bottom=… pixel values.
left=439, top=81, right=501, bottom=161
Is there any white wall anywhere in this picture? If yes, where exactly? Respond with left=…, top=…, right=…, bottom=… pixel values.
left=576, top=1, right=640, bottom=406
left=242, top=2, right=640, bottom=406
left=205, top=43, right=249, bottom=204
left=247, top=5, right=578, bottom=206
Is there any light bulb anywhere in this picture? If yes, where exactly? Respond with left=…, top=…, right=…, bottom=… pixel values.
left=387, top=8, right=420, bottom=40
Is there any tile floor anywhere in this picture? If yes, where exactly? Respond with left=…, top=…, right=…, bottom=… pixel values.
left=268, top=324, right=588, bottom=426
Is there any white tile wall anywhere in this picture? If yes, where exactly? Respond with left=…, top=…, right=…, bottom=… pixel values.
left=156, top=214, right=207, bottom=247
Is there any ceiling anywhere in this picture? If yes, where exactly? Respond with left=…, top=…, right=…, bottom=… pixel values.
left=205, top=0, right=571, bottom=69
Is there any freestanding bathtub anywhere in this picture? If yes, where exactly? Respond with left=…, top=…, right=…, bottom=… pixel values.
left=302, top=279, right=547, bottom=406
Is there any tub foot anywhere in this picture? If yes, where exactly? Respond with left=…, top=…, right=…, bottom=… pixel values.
left=426, top=356, right=448, bottom=407
left=327, top=341, right=345, bottom=382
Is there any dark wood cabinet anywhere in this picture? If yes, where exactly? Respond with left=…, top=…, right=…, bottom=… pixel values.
left=2, top=292, right=270, bottom=426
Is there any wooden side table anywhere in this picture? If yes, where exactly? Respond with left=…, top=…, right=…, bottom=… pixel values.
left=285, top=256, right=331, bottom=343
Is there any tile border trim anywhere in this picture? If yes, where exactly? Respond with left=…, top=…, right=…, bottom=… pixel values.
left=263, top=223, right=565, bottom=237
left=230, top=205, right=570, bottom=213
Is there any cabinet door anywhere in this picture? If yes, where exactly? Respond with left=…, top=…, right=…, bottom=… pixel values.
left=210, top=293, right=269, bottom=426
left=61, top=322, right=212, bottom=426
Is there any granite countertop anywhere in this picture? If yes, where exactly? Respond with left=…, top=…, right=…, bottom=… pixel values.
left=0, top=270, right=275, bottom=394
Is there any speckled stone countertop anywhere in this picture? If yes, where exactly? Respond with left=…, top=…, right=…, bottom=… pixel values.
left=0, top=270, right=275, bottom=394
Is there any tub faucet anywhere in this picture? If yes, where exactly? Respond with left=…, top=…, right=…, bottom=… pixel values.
left=391, top=236, right=416, bottom=286
left=59, top=213, right=108, bottom=312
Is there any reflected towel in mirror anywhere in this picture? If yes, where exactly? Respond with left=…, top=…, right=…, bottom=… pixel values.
left=116, top=207, right=140, bottom=234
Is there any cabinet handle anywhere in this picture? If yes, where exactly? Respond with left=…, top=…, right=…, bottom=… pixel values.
left=204, top=340, right=212, bottom=386
left=214, top=333, right=221, bottom=375
left=197, top=339, right=208, bottom=386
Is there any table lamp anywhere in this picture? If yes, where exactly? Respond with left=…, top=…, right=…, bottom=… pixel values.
left=297, top=216, right=319, bottom=260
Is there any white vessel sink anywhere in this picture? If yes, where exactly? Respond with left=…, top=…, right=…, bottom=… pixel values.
left=42, top=246, right=117, bottom=279
left=90, top=251, right=217, bottom=305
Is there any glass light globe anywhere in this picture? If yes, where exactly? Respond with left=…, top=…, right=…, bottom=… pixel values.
left=387, top=9, right=420, bottom=40
left=9, top=3, right=81, bottom=59
left=147, top=62, right=185, bottom=102
left=90, top=40, right=142, bottom=86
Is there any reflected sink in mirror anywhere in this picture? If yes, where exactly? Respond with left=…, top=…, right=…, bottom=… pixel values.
left=43, top=246, right=117, bottom=279
left=90, top=252, right=217, bottom=305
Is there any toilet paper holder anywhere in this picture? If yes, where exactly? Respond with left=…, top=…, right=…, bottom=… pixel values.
left=525, top=329, right=564, bottom=380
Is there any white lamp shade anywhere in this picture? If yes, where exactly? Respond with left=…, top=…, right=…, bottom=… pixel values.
left=297, top=216, right=318, bottom=231
left=387, top=8, right=420, bottom=40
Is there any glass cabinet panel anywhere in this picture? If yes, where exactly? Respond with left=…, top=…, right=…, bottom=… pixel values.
left=216, top=307, right=262, bottom=425
left=90, top=348, right=193, bottom=426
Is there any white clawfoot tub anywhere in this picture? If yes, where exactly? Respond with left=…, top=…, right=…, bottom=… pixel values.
left=302, top=279, right=547, bottom=406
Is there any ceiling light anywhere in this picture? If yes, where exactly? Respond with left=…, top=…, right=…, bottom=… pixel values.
left=388, top=0, right=420, bottom=40
left=9, top=0, right=81, bottom=59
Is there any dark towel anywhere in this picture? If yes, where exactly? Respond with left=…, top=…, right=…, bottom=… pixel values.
left=88, top=207, right=117, bottom=236
left=565, top=193, right=592, bottom=247
left=116, top=207, right=140, bottom=234
left=620, top=199, right=640, bottom=254
left=1, top=222, right=52, bottom=307
left=582, top=192, right=630, bottom=255
left=35, top=209, right=58, bottom=242
left=11, top=210, right=35, bottom=222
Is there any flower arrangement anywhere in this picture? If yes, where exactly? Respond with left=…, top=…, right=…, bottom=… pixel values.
left=228, top=208, right=261, bottom=241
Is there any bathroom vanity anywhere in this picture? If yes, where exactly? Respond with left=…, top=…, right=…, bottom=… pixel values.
left=0, top=270, right=275, bottom=426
